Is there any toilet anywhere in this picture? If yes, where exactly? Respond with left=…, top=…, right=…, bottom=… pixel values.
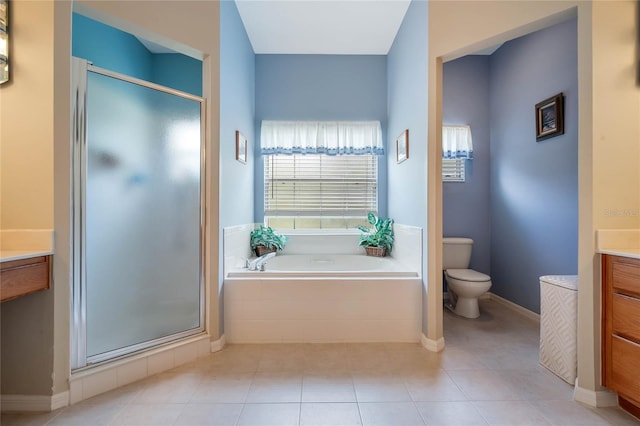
left=443, top=237, right=492, bottom=319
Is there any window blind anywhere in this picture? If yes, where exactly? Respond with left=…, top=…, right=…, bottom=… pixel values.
left=442, top=158, right=465, bottom=182
left=264, top=154, right=378, bottom=217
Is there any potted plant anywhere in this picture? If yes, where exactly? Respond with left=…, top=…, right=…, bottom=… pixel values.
left=356, top=212, right=395, bottom=257
left=250, top=225, right=289, bottom=256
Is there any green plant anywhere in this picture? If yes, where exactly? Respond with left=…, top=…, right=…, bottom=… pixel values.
left=250, top=225, right=289, bottom=251
left=356, top=212, right=395, bottom=253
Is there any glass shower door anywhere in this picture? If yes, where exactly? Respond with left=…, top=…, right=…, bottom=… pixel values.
left=71, top=58, right=205, bottom=368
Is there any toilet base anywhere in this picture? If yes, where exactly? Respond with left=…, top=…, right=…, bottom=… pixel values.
left=452, top=296, right=480, bottom=319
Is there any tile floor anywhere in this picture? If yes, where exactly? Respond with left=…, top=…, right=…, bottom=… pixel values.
left=3, top=300, right=639, bottom=425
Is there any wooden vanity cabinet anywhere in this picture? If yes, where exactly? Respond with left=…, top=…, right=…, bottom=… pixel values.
left=0, top=256, right=51, bottom=302
left=602, top=254, right=640, bottom=418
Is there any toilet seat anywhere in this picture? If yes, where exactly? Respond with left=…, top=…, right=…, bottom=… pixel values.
left=446, top=269, right=490, bottom=282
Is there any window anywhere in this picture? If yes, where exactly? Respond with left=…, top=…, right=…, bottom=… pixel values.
left=264, top=154, right=377, bottom=229
left=442, top=158, right=465, bottom=182
left=442, top=125, right=472, bottom=183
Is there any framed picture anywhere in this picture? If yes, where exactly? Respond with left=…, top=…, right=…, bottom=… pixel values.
left=0, top=0, right=9, bottom=85
left=396, top=129, right=409, bottom=164
left=236, top=131, right=247, bottom=164
left=535, top=93, right=564, bottom=141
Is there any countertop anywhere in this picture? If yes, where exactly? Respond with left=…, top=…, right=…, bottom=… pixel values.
left=1, top=250, right=54, bottom=263
left=599, top=248, right=640, bottom=260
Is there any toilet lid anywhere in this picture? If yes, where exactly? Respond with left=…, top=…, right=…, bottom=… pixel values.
left=446, top=269, right=491, bottom=282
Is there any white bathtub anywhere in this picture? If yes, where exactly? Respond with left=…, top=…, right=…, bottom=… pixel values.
left=224, top=253, right=422, bottom=343
left=227, top=254, right=418, bottom=278
left=222, top=225, right=423, bottom=343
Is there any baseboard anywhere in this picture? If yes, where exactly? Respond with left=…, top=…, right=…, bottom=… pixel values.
left=421, top=333, right=445, bottom=352
left=573, top=380, right=618, bottom=407
left=51, top=391, right=69, bottom=410
left=619, top=397, right=640, bottom=420
left=210, top=334, right=226, bottom=352
left=488, top=292, right=540, bottom=323
left=1, top=391, right=69, bottom=412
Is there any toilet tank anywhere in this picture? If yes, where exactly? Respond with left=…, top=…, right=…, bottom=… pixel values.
left=443, top=237, right=473, bottom=270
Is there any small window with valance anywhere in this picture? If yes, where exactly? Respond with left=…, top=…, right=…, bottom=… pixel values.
left=443, top=125, right=472, bottom=182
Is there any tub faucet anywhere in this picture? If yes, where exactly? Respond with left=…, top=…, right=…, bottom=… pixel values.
left=246, top=252, right=276, bottom=271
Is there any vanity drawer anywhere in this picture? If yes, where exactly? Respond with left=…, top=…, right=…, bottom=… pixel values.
left=612, top=258, right=640, bottom=296
left=610, top=335, right=640, bottom=399
left=612, top=293, right=640, bottom=344
left=1, top=256, right=50, bottom=302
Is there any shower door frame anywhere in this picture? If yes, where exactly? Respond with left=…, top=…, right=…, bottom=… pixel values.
left=70, top=57, right=207, bottom=370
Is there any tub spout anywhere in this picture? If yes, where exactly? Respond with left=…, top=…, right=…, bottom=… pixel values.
left=246, top=252, right=276, bottom=271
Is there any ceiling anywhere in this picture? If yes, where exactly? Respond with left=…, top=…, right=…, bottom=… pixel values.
left=137, top=38, right=178, bottom=55
left=136, top=1, right=496, bottom=57
left=235, top=0, right=412, bottom=55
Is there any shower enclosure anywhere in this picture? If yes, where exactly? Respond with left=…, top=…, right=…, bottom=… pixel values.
left=71, top=58, right=205, bottom=369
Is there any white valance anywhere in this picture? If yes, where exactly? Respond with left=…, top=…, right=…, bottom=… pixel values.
left=443, top=125, right=473, bottom=159
left=260, top=121, right=384, bottom=156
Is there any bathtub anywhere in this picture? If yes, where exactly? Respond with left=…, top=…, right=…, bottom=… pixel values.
left=227, top=254, right=418, bottom=278
left=224, top=252, right=422, bottom=343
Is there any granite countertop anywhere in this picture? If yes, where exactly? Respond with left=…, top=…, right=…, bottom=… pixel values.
left=599, top=248, right=640, bottom=260
left=0, top=250, right=54, bottom=263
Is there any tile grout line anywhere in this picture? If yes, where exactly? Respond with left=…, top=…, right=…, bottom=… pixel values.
left=468, top=401, right=492, bottom=426
left=298, top=374, right=303, bottom=426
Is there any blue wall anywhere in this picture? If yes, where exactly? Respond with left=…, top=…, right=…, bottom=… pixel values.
left=72, top=13, right=202, bottom=96
left=489, top=18, right=578, bottom=313
left=220, top=1, right=255, bottom=231
left=443, top=56, right=491, bottom=275
left=443, top=19, right=578, bottom=314
left=73, top=14, right=152, bottom=81
left=151, top=55, right=202, bottom=97
left=254, top=55, right=388, bottom=221
left=219, top=0, right=256, bottom=334
left=387, top=0, right=428, bottom=230
left=386, top=0, right=428, bottom=328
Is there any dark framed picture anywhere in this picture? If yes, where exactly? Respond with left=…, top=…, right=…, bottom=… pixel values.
left=0, top=0, right=9, bottom=85
left=236, top=131, right=247, bottom=164
left=396, top=129, right=409, bottom=163
left=535, top=93, right=564, bottom=141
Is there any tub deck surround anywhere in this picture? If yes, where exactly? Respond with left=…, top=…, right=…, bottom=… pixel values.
left=224, top=277, right=422, bottom=343
left=227, top=254, right=418, bottom=278
left=223, top=223, right=423, bottom=275
left=222, top=224, right=423, bottom=343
